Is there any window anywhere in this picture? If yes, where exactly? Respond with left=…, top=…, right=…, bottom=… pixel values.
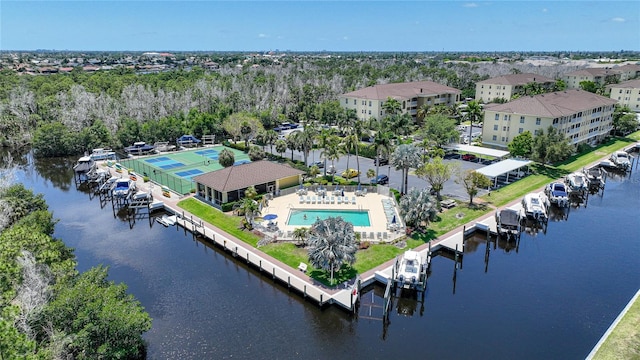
left=519, top=128, right=523, bottom=133
left=369, top=101, right=372, bottom=106
left=345, top=99, right=348, bottom=104
left=520, top=116, right=525, bottom=123
left=493, top=125, right=498, bottom=131
left=368, top=110, right=371, bottom=115
left=501, top=137, right=505, bottom=142
left=353, top=100, right=356, bottom=105
left=492, top=135, right=497, bottom=141
left=495, top=114, right=499, bottom=120
left=535, top=118, right=541, bottom=125
left=503, top=126, right=507, bottom=131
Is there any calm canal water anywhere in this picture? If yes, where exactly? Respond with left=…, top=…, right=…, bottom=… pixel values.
left=7, top=149, right=640, bottom=359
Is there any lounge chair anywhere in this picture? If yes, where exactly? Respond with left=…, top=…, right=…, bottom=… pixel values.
left=287, top=231, right=293, bottom=238
left=361, top=232, right=367, bottom=239
left=369, top=232, right=375, bottom=239
left=330, top=196, right=335, bottom=204
left=382, top=232, right=388, bottom=241
left=299, top=196, right=305, bottom=204
left=377, top=232, right=382, bottom=239
left=324, top=196, right=330, bottom=204
left=351, top=196, right=356, bottom=204
left=337, top=196, right=342, bottom=204
left=306, top=196, right=311, bottom=204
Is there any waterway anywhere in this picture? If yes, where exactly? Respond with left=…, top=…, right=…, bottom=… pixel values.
left=6, top=149, right=640, bottom=359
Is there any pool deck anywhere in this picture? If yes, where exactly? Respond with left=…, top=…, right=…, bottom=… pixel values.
left=259, top=189, right=405, bottom=243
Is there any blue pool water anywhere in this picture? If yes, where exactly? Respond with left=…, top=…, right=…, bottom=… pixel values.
left=287, top=209, right=370, bottom=226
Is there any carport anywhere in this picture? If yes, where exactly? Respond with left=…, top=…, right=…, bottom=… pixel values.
left=476, top=158, right=533, bottom=188
left=444, top=144, right=510, bottom=161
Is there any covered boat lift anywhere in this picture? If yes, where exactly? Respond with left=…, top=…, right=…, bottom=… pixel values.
left=477, top=158, right=533, bottom=188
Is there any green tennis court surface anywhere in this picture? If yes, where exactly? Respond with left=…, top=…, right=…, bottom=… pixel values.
left=119, top=146, right=250, bottom=194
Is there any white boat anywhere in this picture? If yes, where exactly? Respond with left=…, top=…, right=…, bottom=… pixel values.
left=73, top=156, right=96, bottom=173
left=609, top=151, right=631, bottom=170
left=395, top=250, right=424, bottom=289
left=112, top=178, right=136, bottom=198
left=565, top=172, right=589, bottom=192
left=156, top=214, right=177, bottom=227
left=154, top=141, right=176, bottom=153
left=89, top=148, right=116, bottom=161
left=544, top=182, right=569, bottom=208
left=521, top=192, right=549, bottom=221
left=584, top=166, right=606, bottom=189
left=125, top=141, right=156, bottom=155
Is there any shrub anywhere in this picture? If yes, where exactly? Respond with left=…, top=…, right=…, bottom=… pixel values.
left=142, top=176, right=150, bottom=182
left=359, top=241, right=371, bottom=250
left=221, top=201, right=237, bottom=212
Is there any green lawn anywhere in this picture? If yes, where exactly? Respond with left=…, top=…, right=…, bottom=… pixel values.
left=176, top=132, right=640, bottom=287
left=592, top=293, right=640, bottom=360
left=480, top=134, right=639, bottom=207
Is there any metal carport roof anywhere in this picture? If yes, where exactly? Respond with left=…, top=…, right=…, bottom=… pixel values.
left=444, top=144, right=510, bottom=159
left=477, top=158, right=533, bottom=178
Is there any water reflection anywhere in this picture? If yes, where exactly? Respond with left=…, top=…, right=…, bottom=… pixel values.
left=7, top=151, right=640, bottom=360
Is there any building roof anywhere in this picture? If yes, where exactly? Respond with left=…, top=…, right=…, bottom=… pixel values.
left=477, top=73, right=554, bottom=86
left=193, top=160, right=304, bottom=193
left=564, top=66, right=636, bottom=77
left=608, top=79, right=640, bottom=89
left=341, top=81, right=461, bottom=100
left=484, top=89, right=617, bottom=118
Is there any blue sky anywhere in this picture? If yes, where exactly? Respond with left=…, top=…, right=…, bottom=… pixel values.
left=1, top=1, right=638, bottom=52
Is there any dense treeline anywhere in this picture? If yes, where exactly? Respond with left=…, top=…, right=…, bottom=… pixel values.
left=0, top=175, right=151, bottom=358
left=0, top=55, right=497, bottom=153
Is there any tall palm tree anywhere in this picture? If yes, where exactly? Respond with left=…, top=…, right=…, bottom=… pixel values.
left=275, top=139, right=287, bottom=159
left=417, top=103, right=430, bottom=123
left=321, top=135, right=344, bottom=182
left=465, top=101, right=483, bottom=143
left=382, top=97, right=402, bottom=116
left=298, top=126, right=316, bottom=166
left=286, top=132, right=300, bottom=162
left=348, top=117, right=366, bottom=183
left=238, top=198, right=260, bottom=227
left=307, top=216, right=358, bottom=285
left=399, top=188, right=438, bottom=232
left=315, top=127, right=335, bottom=176
left=392, top=113, right=414, bottom=138
left=264, top=129, right=279, bottom=155
left=370, top=129, right=392, bottom=180
left=390, top=144, right=423, bottom=194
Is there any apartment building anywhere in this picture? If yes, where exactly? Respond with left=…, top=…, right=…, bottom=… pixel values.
left=475, top=73, right=555, bottom=103
left=481, top=90, right=617, bottom=149
left=563, top=64, right=640, bottom=89
left=608, top=79, right=640, bottom=112
left=339, top=81, right=461, bottom=121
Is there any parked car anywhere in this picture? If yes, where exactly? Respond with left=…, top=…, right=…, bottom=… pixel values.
left=372, top=174, right=389, bottom=185
left=341, top=168, right=360, bottom=179
left=374, top=157, right=389, bottom=166
left=310, top=161, right=324, bottom=169
left=461, top=153, right=477, bottom=161
left=326, top=165, right=336, bottom=175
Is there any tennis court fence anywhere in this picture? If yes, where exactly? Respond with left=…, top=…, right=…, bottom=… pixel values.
left=119, top=159, right=195, bottom=195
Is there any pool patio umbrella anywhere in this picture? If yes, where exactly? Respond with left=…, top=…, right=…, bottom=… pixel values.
left=263, top=214, right=278, bottom=221
left=392, top=215, right=396, bottom=224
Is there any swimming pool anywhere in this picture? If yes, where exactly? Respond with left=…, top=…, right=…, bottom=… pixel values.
left=287, top=209, right=371, bottom=226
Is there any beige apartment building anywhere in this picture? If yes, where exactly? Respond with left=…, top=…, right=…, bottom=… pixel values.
left=339, top=81, right=461, bottom=121
left=475, top=73, right=555, bottom=103
left=608, top=79, right=640, bottom=112
left=481, top=90, right=617, bottom=149
left=563, top=64, right=640, bottom=90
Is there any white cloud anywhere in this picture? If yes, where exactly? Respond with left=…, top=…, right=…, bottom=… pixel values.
left=463, top=3, right=478, bottom=8
left=258, top=33, right=269, bottom=38
left=611, top=17, right=625, bottom=22
left=342, top=36, right=349, bottom=41
left=542, top=8, right=548, bottom=13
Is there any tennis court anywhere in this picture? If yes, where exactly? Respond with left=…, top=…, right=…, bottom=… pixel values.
left=119, top=146, right=250, bottom=194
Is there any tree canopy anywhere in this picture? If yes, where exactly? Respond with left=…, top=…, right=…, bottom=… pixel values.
left=307, top=217, right=357, bottom=285
left=508, top=131, right=534, bottom=158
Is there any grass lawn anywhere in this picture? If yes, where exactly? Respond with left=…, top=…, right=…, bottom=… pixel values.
left=480, top=134, right=640, bottom=207
left=592, top=292, right=640, bottom=360
left=176, top=132, right=639, bottom=287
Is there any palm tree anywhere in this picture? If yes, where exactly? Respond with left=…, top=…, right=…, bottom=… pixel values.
left=238, top=197, right=260, bottom=228
left=298, top=127, right=316, bottom=166
left=219, top=148, right=235, bottom=167
left=307, top=216, right=358, bottom=285
left=382, top=97, right=402, bottom=116
left=264, top=129, right=279, bottom=155
left=392, top=113, right=414, bottom=138
left=390, top=144, right=423, bottom=194
left=399, top=188, right=438, bottom=232
left=286, top=132, right=300, bottom=162
left=275, top=139, right=287, bottom=159
left=417, top=103, right=430, bottom=123
left=371, top=129, right=393, bottom=181
left=315, top=127, right=335, bottom=176
left=292, top=227, right=308, bottom=246
left=465, top=101, right=483, bottom=143
left=321, top=136, right=344, bottom=182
